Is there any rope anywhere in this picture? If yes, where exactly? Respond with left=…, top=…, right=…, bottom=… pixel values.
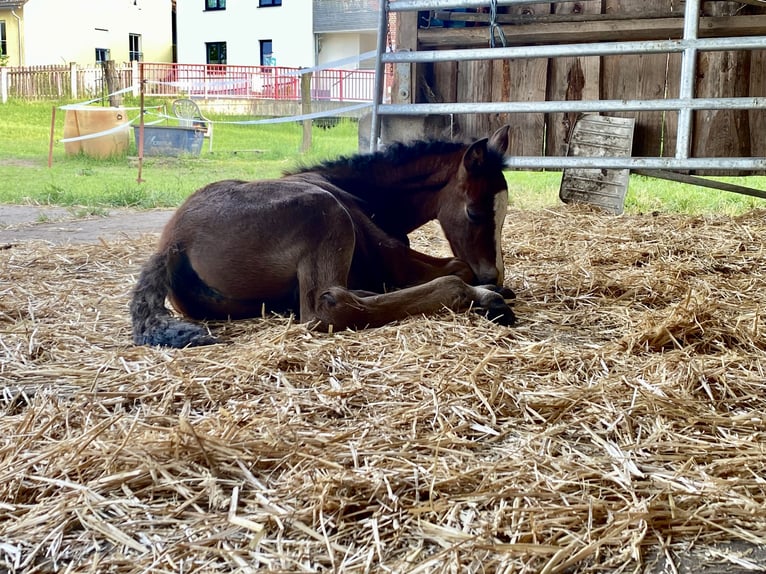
left=489, top=0, right=507, bottom=48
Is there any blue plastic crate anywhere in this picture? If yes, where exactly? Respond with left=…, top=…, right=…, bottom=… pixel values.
left=133, top=126, right=204, bottom=156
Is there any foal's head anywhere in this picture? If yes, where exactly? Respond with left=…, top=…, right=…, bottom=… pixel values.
left=437, top=125, right=511, bottom=286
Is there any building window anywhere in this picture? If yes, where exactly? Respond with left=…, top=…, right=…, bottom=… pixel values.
left=205, top=0, right=225, bottom=10
left=129, top=33, right=142, bottom=62
left=260, top=40, right=274, bottom=66
left=95, top=48, right=110, bottom=63
left=206, top=41, right=227, bottom=65
left=0, top=21, right=7, bottom=59
left=259, top=0, right=282, bottom=6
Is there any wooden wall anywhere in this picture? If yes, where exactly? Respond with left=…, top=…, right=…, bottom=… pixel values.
left=404, top=1, right=766, bottom=165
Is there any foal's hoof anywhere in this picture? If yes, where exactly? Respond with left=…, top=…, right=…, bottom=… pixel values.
left=479, top=284, right=516, bottom=301
left=487, top=306, right=516, bottom=326
left=475, top=301, right=516, bottom=326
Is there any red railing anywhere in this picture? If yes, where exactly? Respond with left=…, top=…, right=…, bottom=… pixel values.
left=140, top=62, right=375, bottom=102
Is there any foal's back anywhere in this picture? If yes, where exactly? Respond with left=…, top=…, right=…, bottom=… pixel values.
left=159, top=177, right=357, bottom=319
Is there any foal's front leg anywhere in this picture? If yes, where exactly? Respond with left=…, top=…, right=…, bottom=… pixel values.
left=314, top=275, right=516, bottom=330
left=394, top=249, right=516, bottom=300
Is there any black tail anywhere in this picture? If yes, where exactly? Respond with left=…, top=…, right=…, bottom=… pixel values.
left=130, top=251, right=218, bottom=347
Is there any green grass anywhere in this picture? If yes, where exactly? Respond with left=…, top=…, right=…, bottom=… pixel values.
left=0, top=98, right=359, bottom=208
left=2, top=99, right=765, bottom=214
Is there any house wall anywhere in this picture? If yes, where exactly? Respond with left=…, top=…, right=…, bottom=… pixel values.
left=17, top=0, right=172, bottom=66
left=0, top=8, right=23, bottom=66
left=318, top=31, right=376, bottom=70
left=175, top=0, right=314, bottom=68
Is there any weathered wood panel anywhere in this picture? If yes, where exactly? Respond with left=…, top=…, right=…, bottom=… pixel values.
left=456, top=59, right=496, bottom=138
left=494, top=3, right=548, bottom=157
left=693, top=1, right=752, bottom=173
left=410, top=4, right=766, bottom=164
left=749, top=49, right=766, bottom=157
left=417, top=14, right=766, bottom=48
left=546, top=1, right=602, bottom=157
left=602, top=0, right=680, bottom=157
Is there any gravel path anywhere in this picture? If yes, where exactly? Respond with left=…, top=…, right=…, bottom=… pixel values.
left=0, top=205, right=173, bottom=245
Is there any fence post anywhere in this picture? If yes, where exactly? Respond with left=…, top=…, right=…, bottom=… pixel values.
left=70, top=62, right=77, bottom=100
left=301, top=70, right=312, bottom=153
left=132, top=61, right=140, bottom=97
left=102, top=60, right=122, bottom=106
left=1, top=67, right=8, bottom=103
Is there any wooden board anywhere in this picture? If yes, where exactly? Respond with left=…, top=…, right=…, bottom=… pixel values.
left=749, top=48, right=766, bottom=163
left=406, top=3, right=766, bottom=164
left=417, top=14, right=766, bottom=48
left=692, top=1, right=753, bottom=174
left=456, top=59, right=495, bottom=138
left=602, top=0, right=680, bottom=158
left=546, top=1, right=602, bottom=158
left=494, top=3, right=549, bottom=156
left=559, top=114, right=635, bottom=215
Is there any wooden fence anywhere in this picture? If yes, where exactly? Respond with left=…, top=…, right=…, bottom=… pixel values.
left=0, top=63, right=137, bottom=103
left=392, top=0, right=766, bottom=163
left=0, top=62, right=375, bottom=104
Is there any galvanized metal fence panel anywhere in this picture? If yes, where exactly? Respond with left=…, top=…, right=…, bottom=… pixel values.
left=371, top=0, right=766, bottom=173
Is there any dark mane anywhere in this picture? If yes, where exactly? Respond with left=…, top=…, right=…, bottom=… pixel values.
left=285, top=137, right=506, bottom=190
left=287, top=139, right=465, bottom=176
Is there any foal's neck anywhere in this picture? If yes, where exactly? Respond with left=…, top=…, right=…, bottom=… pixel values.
left=334, top=147, right=462, bottom=204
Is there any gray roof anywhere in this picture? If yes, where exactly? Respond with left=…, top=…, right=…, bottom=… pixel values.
left=0, top=0, right=29, bottom=7
left=314, top=0, right=378, bottom=34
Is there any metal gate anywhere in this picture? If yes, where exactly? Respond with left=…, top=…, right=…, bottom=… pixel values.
left=370, top=0, right=766, bottom=196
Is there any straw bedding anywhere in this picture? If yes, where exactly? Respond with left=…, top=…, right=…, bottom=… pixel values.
left=1, top=206, right=765, bottom=573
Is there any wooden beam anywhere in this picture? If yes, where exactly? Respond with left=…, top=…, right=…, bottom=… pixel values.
left=418, top=14, right=766, bottom=48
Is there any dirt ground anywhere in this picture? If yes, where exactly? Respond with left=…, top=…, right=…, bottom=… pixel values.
left=0, top=204, right=172, bottom=245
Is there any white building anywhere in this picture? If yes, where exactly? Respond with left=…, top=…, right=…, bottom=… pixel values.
left=0, top=0, right=173, bottom=66
left=175, top=0, right=377, bottom=70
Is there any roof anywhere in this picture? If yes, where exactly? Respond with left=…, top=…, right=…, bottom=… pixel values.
left=313, top=0, right=378, bottom=34
left=0, top=0, right=28, bottom=7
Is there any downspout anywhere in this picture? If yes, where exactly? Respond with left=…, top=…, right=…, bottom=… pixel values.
left=11, top=9, right=22, bottom=66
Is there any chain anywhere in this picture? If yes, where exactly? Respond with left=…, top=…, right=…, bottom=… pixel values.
left=489, top=0, right=507, bottom=48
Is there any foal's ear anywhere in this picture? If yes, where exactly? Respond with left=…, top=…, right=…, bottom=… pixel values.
left=488, top=125, right=511, bottom=156
left=462, top=138, right=490, bottom=173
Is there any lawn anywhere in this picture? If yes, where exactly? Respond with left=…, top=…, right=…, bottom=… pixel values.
left=1, top=99, right=765, bottom=214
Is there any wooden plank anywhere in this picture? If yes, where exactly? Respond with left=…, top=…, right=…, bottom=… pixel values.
left=393, top=11, right=417, bottom=105
left=455, top=59, right=495, bottom=137
left=501, top=58, right=548, bottom=157
left=418, top=14, right=766, bottom=48
left=493, top=3, right=548, bottom=155
left=749, top=48, right=766, bottom=163
left=746, top=5, right=766, bottom=171
left=692, top=2, right=752, bottom=174
left=602, top=0, right=679, bottom=158
left=560, top=114, right=636, bottom=214
left=421, top=4, right=551, bottom=144
left=546, top=1, right=602, bottom=158
left=434, top=10, right=676, bottom=24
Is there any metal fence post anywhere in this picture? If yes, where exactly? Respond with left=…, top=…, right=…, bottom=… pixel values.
left=676, top=0, right=700, bottom=160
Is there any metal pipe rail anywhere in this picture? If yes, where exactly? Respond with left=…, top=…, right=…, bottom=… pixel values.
left=371, top=0, right=766, bottom=174
left=390, top=0, right=575, bottom=10
left=380, top=37, right=766, bottom=64
left=379, top=97, right=766, bottom=115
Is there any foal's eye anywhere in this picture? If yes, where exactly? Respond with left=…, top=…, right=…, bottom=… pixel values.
left=465, top=207, right=484, bottom=224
